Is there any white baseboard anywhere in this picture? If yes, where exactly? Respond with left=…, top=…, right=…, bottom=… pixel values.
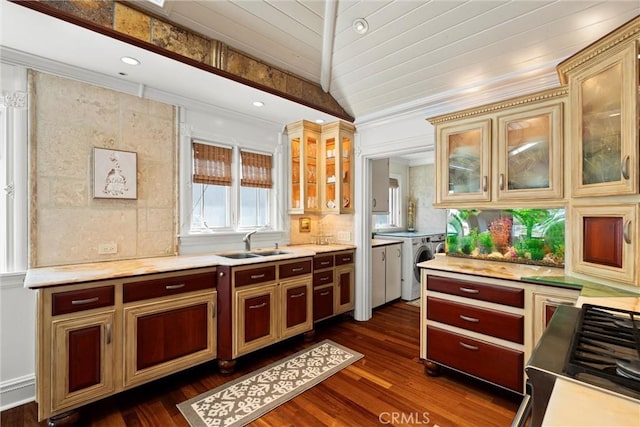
left=0, top=374, right=35, bottom=412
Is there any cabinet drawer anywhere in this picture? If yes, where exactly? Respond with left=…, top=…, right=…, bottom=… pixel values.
left=234, top=265, right=276, bottom=287
left=427, top=297, right=524, bottom=344
left=279, top=259, right=312, bottom=279
left=314, top=255, right=334, bottom=270
left=335, top=251, right=354, bottom=266
left=52, top=286, right=115, bottom=316
left=124, top=272, right=215, bottom=303
left=427, top=275, right=524, bottom=308
left=313, top=270, right=334, bottom=287
left=427, top=326, right=523, bottom=392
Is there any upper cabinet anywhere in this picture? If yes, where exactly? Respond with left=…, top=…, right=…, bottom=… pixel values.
left=557, top=24, right=639, bottom=197
left=287, top=120, right=355, bottom=214
left=429, top=87, right=566, bottom=208
left=371, top=158, right=390, bottom=213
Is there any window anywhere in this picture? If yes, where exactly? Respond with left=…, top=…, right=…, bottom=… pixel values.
left=239, top=150, right=272, bottom=228
left=374, top=176, right=402, bottom=229
left=190, top=141, right=272, bottom=232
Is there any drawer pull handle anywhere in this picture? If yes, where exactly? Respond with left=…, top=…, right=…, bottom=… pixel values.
left=341, top=257, right=351, bottom=262
left=482, top=176, right=488, bottom=192
left=290, top=292, right=305, bottom=298
left=71, top=297, right=99, bottom=305
left=623, top=220, right=632, bottom=244
left=499, top=173, right=505, bottom=191
left=320, top=276, right=330, bottom=282
left=291, top=267, right=304, bottom=272
left=250, top=274, right=266, bottom=279
left=459, top=314, right=479, bottom=323
left=621, top=155, right=630, bottom=180
left=320, top=261, right=330, bottom=265
left=320, top=291, right=330, bottom=296
left=459, top=287, right=479, bottom=294
left=459, top=341, right=479, bottom=351
left=106, top=323, right=112, bottom=345
left=165, top=284, right=185, bottom=290
left=249, top=302, right=267, bottom=309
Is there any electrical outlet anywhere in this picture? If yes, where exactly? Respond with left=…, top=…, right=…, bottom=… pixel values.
left=98, top=243, right=118, bottom=254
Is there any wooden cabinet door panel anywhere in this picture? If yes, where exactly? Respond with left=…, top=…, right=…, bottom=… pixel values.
left=51, top=311, right=115, bottom=412
left=582, top=216, right=623, bottom=268
left=313, top=286, right=334, bottom=321
left=244, top=295, right=272, bottom=342
left=281, top=278, right=313, bottom=339
left=285, top=285, right=308, bottom=328
left=335, top=266, right=354, bottom=314
left=123, top=293, right=216, bottom=388
left=235, top=285, right=277, bottom=357
left=136, top=304, right=208, bottom=370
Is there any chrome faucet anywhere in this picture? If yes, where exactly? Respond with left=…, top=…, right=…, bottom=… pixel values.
left=243, top=230, right=257, bottom=251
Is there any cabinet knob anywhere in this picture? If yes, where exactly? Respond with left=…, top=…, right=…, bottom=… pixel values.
left=219, top=271, right=225, bottom=277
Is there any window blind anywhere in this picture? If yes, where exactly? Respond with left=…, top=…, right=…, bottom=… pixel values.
left=241, top=150, right=273, bottom=189
left=192, top=142, right=232, bottom=186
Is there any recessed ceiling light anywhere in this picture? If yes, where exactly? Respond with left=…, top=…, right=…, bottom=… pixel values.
left=121, top=56, right=140, bottom=66
left=252, top=101, right=264, bottom=107
left=315, top=119, right=325, bottom=124
left=353, top=18, right=369, bottom=35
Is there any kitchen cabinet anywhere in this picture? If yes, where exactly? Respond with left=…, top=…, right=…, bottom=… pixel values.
left=286, top=120, right=355, bottom=214
left=422, top=272, right=526, bottom=393
left=557, top=36, right=638, bottom=197
left=34, top=267, right=217, bottom=424
left=322, top=121, right=355, bottom=213
left=531, top=287, right=579, bottom=345
left=372, top=243, right=402, bottom=308
left=313, top=254, right=335, bottom=321
left=335, top=250, right=356, bottom=314
left=287, top=120, right=321, bottom=213
left=122, top=271, right=217, bottom=388
left=569, top=203, right=638, bottom=285
left=217, top=258, right=313, bottom=366
left=40, top=284, right=117, bottom=420
left=371, top=158, right=389, bottom=213
left=429, top=87, right=566, bottom=208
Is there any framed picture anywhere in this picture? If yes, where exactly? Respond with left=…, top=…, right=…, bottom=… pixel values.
left=299, top=217, right=311, bottom=233
left=93, top=147, right=137, bottom=199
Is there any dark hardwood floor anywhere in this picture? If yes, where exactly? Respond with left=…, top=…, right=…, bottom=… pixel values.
left=1, top=302, right=520, bottom=427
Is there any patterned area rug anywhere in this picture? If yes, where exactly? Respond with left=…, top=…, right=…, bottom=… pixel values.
left=177, top=340, right=363, bottom=427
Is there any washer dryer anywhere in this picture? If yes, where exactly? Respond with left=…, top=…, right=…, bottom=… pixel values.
left=375, top=232, right=445, bottom=300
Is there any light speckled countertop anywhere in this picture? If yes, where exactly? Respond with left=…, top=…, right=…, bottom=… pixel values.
left=24, top=244, right=356, bottom=289
left=371, top=238, right=403, bottom=247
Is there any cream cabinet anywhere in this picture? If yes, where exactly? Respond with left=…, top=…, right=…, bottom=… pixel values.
left=287, top=120, right=321, bottom=213
left=531, top=287, right=579, bottom=345
left=569, top=203, right=638, bottom=285
left=558, top=35, right=638, bottom=197
left=429, top=87, right=566, bottom=208
left=286, top=120, right=355, bottom=214
left=334, top=250, right=356, bottom=314
left=371, top=158, right=390, bottom=213
left=372, top=243, right=402, bottom=308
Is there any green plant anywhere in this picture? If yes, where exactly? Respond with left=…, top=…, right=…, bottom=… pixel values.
left=460, top=236, right=474, bottom=255
left=539, top=210, right=565, bottom=256
left=478, top=231, right=494, bottom=254
left=447, top=234, right=459, bottom=253
left=507, top=209, right=550, bottom=240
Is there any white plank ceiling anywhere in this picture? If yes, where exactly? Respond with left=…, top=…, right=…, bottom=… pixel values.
left=144, top=0, right=640, bottom=120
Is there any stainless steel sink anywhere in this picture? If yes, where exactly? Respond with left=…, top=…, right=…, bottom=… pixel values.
left=252, top=250, right=291, bottom=256
left=217, top=252, right=262, bottom=259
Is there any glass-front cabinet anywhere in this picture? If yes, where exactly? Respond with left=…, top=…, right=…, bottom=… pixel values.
left=437, top=119, right=491, bottom=204
left=286, top=120, right=354, bottom=214
left=286, top=120, right=320, bottom=214
left=431, top=87, right=566, bottom=208
left=560, top=38, right=638, bottom=197
left=321, top=121, right=355, bottom=214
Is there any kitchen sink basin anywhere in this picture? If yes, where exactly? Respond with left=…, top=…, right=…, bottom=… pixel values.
left=252, top=250, right=291, bottom=256
left=217, top=252, right=262, bottom=259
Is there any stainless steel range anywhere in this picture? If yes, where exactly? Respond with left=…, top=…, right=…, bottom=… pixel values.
left=519, top=303, right=640, bottom=427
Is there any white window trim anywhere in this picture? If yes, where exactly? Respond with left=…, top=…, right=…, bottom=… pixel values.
left=374, top=172, right=404, bottom=233
left=0, top=63, right=28, bottom=276
left=177, top=111, right=285, bottom=255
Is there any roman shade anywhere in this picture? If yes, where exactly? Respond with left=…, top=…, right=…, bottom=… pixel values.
left=390, top=177, right=399, bottom=188
left=192, top=142, right=232, bottom=186
left=240, top=150, right=273, bottom=189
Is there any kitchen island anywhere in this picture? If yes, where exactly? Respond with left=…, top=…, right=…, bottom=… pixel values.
left=418, top=254, right=640, bottom=427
